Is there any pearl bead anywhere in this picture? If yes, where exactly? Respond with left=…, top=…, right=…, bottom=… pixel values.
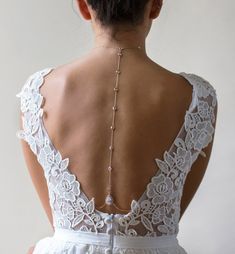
left=117, top=52, right=123, bottom=56
left=116, top=70, right=121, bottom=74
left=109, top=145, right=114, bottom=150
left=108, top=166, right=112, bottom=171
left=110, top=125, right=115, bottom=130
left=105, top=194, right=113, bottom=205
left=112, top=106, right=117, bottom=111
left=113, top=87, right=119, bottom=92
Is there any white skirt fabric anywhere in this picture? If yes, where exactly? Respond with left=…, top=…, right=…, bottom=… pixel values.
left=32, top=228, right=188, bottom=254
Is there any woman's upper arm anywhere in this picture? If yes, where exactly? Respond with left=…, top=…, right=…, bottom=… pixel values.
left=179, top=78, right=218, bottom=220
left=18, top=111, right=54, bottom=230
left=180, top=101, right=218, bottom=220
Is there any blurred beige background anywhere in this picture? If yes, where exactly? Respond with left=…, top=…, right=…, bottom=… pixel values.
left=1, top=0, right=234, bottom=253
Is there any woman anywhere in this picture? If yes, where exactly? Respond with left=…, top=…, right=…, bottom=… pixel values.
left=16, top=0, right=218, bottom=253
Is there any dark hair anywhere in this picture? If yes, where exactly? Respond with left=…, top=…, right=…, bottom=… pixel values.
left=86, top=0, right=151, bottom=27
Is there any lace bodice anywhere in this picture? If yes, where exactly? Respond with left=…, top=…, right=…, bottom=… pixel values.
left=16, top=67, right=217, bottom=238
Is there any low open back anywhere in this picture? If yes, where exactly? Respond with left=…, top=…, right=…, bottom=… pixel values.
left=16, top=67, right=217, bottom=253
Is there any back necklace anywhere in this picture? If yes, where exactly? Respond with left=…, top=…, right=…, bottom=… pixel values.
left=90, top=44, right=143, bottom=212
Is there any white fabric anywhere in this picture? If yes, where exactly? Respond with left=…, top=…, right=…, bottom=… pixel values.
left=33, top=227, right=187, bottom=254
left=16, top=67, right=218, bottom=253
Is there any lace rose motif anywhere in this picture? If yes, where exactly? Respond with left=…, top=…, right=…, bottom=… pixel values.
left=55, top=171, right=80, bottom=202
left=184, top=112, right=215, bottom=152
left=38, top=141, right=70, bottom=177
left=146, top=174, right=174, bottom=205
left=17, top=84, right=43, bottom=114
left=191, top=121, right=214, bottom=151
left=198, top=100, right=211, bottom=118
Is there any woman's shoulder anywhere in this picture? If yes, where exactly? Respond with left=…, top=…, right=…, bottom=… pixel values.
left=177, top=72, right=217, bottom=100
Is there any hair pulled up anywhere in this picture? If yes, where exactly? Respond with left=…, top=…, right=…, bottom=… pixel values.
left=86, top=0, right=151, bottom=27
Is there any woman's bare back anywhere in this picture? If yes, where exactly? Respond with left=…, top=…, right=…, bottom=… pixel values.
left=38, top=49, right=210, bottom=216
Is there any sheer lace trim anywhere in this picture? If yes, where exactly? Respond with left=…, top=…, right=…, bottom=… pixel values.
left=16, top=68, right=217, bottom=237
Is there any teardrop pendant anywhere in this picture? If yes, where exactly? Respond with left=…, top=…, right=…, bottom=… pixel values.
left=105, top=194, right=114, bottom=206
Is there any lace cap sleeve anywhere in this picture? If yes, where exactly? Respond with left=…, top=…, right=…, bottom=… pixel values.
left=15, top=68, right=53, bottom=155
left=180, top=73, right=218, bottom=164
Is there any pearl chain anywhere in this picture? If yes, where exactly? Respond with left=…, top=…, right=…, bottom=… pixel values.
left=93, top=45, right=142, bottom=212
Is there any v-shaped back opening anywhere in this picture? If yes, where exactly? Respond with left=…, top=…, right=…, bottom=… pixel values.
left=37, top=67, right=197, bottom=217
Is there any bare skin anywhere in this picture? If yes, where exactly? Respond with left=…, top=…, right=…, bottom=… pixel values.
left=18, top=0, right=217, bottom=251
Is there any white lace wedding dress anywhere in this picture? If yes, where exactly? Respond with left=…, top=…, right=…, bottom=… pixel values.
left=16, top=67, right=217, bottom=253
